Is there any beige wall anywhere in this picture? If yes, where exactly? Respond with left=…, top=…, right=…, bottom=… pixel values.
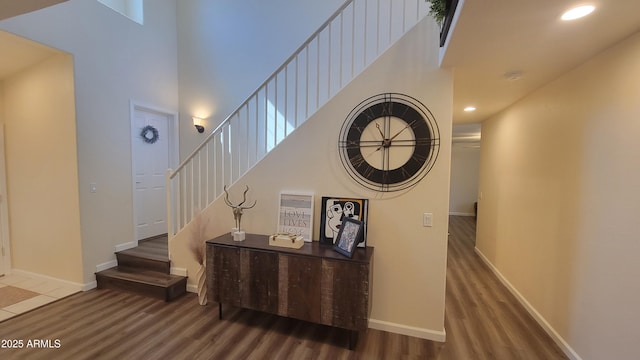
left=449, top=144, right=479, bottom=215
left=171, top=17, right=452, bottom=340
left=0, top=84, right=3, bottom=120
left=2, top=54, right=83, bottom=282
left=476, top=31, right=640, bottom=360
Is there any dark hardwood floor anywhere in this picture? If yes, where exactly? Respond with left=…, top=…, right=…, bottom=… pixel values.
left=442, top=216, right=567, bottom=360
left=0, top=217, right=567, bottom=359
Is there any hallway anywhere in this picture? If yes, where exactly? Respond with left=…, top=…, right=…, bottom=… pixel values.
left=442, top=216, right=567, bottom=359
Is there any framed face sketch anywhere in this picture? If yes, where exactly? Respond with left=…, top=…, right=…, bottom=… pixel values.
left=333, top=218, right=364, bottom=258
left=319, top=196, right=368, bottom=247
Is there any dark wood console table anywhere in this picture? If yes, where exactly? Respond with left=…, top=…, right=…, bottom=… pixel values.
left=206, top=233, right=373, bottom=349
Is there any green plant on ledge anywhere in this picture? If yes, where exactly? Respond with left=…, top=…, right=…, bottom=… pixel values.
left=427, top=0, right=447, bottom=25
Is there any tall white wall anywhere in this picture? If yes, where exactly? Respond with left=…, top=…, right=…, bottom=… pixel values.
left=176, top=0, right=345, bottom=158
left=476, top=31, right=640, bottom=360
left=171, top=13, right=452, bottom=340
left=0, top=0, right=179, bottom=285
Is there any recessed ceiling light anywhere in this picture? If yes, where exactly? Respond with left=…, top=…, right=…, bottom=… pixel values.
left=561, top=5, right=595, bottom=21
left=464, top=106, right=476, bottom=112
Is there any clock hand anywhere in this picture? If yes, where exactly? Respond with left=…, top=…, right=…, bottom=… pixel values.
left=371, top=120, right=416, bottom=153
left=364, top=143, right=386, bottom=159
left=388, top=120, right=417, bottom=143
left=369, top=123, right=390, bottom=152
left=372, top=141, right=388, bottom=153
left=375, top=122, right=385, bottom=139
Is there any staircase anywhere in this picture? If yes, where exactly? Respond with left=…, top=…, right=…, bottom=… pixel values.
left=167, top=0, right=431, bottom=237
left=95, top=236, right=187, bottom=301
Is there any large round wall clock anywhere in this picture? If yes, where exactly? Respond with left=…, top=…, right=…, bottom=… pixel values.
left=338, top=93, right=440, bottom=192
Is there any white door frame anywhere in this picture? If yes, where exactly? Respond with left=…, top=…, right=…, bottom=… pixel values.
left=0, top=125, right=11, bottom=275
left=130, top=100, right=179, bottom=247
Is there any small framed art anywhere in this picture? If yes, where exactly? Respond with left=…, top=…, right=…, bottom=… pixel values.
left=333, top=217, right=364, bottom=258
left=277, top=192, right=314, bottom=242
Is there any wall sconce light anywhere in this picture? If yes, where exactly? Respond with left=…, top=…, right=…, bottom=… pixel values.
left=193, top=117, right=205, bottom=133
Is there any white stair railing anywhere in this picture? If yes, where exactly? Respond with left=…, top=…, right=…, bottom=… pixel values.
left=167, top=0, right=430, bottom=236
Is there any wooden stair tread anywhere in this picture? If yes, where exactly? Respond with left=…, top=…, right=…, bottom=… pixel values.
left=96, top=235, right=185, bottom=301
left=116, top=248, right=169, bottom=262
left=96, top=267, right=184, bottom=287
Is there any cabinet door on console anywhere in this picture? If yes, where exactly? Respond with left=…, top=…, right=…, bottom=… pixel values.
left=279, top=255, right=321, bottom=324
left=321, top=260, right=370, bottom=331
left=210, top=245, right=241, bottom=306
left=240, top=249, right=278, bottom=313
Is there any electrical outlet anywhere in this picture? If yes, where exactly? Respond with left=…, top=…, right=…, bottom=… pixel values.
left=90, top=183, right=97, bottom=193
left=423, top=213, right=433, bottom=227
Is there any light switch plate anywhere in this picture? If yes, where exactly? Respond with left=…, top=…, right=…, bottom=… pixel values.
left=423, top=213, right=433, bottom=227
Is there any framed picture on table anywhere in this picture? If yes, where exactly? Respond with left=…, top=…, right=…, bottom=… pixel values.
left=277, top=192, right=314, bottom=242
left=319, top=196, right=368, bottom=247
left=333, top=218, right=364, bottom=258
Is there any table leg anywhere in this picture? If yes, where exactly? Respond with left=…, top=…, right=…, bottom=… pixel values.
left=218, top=302, right=222, bottom=319
left=348, top=330, right=359, bottom=350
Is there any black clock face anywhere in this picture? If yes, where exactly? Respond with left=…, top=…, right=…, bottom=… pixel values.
left=338, top=93, right=439, bottom=192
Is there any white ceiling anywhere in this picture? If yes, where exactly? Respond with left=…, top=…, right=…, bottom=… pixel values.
left=443, top=0, right=640, bottom=127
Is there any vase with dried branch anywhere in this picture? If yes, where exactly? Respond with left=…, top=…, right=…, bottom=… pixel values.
left=189, top=211, right=210, bottom=305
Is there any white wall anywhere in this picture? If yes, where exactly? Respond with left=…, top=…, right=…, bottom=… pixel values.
left=0, top=0, right=179, bottom=285
left=176, top=0, right=345, bottom=158
left=172, top=13, right=452, bottom=340
left=449, top=143, right=479, bottom=215
left=2, top=54, right=84, bottom=282
left=476, top=31, right=640, bottom=360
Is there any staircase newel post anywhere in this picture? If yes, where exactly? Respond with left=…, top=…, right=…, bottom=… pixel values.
left=166, top=169, right=173, bottom=242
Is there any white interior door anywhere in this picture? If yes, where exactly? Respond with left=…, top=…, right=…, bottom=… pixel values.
left=132, top=108, right=170, bottom=241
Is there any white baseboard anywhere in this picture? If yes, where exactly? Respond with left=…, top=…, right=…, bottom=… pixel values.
left=449, top=212, right=475, bottom=216
left=171, top=267, right=187, bottom=277
left=96, top=260, right=117, bottom=272
left=177, top=267, right=195, bottom=293
left=83, top=281, right=97, bottom=291
left=474, top=248, right=583, bottom=360
left=115, top=241, right=137, bottom=252
left=11, top=269, right=84, bottom=292
left=368, top=318, right=446, bottom=342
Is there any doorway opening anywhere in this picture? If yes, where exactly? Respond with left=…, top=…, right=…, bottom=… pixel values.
left=130, top=102, right=178, bottom=246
